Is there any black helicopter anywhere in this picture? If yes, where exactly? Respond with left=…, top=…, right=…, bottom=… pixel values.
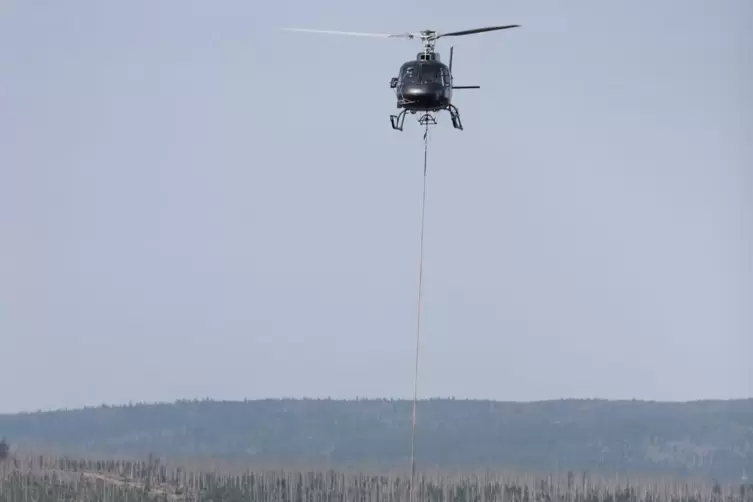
left=283, top=25, right=519, bottom=131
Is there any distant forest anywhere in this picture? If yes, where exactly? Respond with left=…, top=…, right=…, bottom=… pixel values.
left=1, top=398, right=752, bottom=481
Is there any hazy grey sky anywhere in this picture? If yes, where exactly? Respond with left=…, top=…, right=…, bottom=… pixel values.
left=1, top=0, right=751, bottom=414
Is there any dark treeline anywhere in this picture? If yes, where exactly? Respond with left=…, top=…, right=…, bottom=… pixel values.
left=1, top=453, right=752, bottom=502
left=2, top=398, right=752, bottom=481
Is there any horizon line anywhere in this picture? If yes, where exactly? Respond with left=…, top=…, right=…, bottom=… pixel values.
left=3, top=395, right=752, bottom=416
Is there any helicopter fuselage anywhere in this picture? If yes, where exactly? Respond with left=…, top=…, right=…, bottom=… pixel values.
left=390, top=57, right=452, bottom=111
left=387, top=49, right=478, bottom=131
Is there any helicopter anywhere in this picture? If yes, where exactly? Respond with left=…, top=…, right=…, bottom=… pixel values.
left=283, top=25, right=519, bottom=131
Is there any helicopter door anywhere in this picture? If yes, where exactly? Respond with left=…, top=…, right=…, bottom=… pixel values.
left=441, top=67, right=451, bottom=88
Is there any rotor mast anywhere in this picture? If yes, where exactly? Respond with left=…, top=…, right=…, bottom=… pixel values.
left=417, top=30, right=438, bottom=55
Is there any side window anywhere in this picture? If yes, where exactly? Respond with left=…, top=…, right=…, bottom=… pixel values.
left=441, top=68, right=451, bottom=87
left=404, top=67, right=415, bottom=83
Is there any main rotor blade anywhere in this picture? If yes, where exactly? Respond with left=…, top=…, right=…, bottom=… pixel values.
left=437, top=25, right=520, bottom=38
left=283, top=28, right=414, bottom=39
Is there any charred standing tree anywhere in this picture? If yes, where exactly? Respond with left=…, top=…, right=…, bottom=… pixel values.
left=0, top=438, right=9, bottom=460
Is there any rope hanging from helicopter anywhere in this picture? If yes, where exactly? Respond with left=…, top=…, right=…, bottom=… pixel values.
left=282, top=22, right=520, bottom=502
left=409, top=120, right=430, bottom=502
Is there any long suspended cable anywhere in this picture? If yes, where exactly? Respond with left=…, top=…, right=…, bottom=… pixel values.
left=409, top=120, right=430, bottom=502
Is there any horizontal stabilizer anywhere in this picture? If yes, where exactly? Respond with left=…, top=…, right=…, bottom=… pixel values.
left=452, top=86, right=480, bottom=89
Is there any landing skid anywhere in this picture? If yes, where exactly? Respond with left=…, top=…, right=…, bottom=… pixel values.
left=390, top=104, right=464, bottom=131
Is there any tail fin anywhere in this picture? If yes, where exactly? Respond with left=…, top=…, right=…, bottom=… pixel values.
left=449, top=47, right=479, bottom=89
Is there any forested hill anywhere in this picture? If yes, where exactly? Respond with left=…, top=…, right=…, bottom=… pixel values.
left=2, top=398, right=752, bottom=481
